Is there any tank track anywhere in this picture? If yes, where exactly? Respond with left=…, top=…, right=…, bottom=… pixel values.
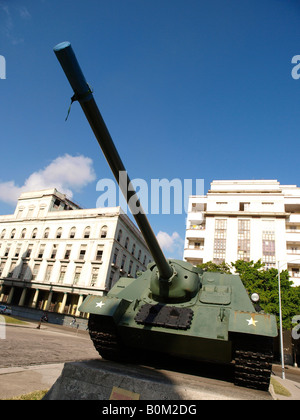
left=88, top=314, right=128, bottom=362
left=234, top=336, right=273, bottom=391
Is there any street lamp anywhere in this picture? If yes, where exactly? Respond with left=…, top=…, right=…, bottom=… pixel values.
left=277, top=261, right=285, bottom=380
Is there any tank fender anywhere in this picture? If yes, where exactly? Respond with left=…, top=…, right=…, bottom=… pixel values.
left=79, top=295, right=131, bottom=322
left=228, top=310, right=278, bottom=338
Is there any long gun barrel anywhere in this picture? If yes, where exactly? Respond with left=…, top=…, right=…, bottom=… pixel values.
left=53, top=41, right=173, bottom=282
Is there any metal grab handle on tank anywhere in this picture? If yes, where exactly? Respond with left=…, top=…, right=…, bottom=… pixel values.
left=53, top=41, right=173, bottom=281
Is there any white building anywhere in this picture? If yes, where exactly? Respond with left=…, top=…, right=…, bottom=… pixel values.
left=184, top=180, right=300, bottom=286
left=0, top=189, right=151, bottom=316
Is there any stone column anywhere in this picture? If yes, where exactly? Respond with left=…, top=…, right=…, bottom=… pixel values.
left=58, top=292, right=67, bottom=314
left=18, top=287, right=27, bottom=306
left=7, top=287, right=15, bottom=304
left=75, top=294, right=84, bottom=316
left=45, top=291, right=53, bottom=311
left=31, top=289, right=39, bottom=308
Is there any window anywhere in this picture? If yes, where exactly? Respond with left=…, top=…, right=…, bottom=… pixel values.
left=213, top=219, right=227, bottom=264
left=64, top=245, right=72, bottom=260
left=84, top=226, right=91, bottom=238
left=100, top=226, right=107, bottom=238
left=27, top=207, right=34, bottom=218
left=31, top=228, right=37, bottom=239
left=0, top=229, right=5, bottom=239
left=128, top=260, right=133, bottom=275
left=0, top=261, right=5, bottom=276
left=10, top=229, right=16, bottom=239
left=4, top=245, right=11, bottom=257
left=53, top=198, right=61, bottom=209
left=117, top=229, right=122, bottom=242
left=120, top=254, right=126, bottom=270
left=262, top=221, right=276, bottom=267
left=32, top=263, right=40, bottom=280
left=131, top=243, right=136, bottom=256
left=15, top=245, right=21, bottom=258
left=237, top=219, right=250, bottom=261
left=90, top=266, right=99, bottom=286
left=69, top=227, right=76, bottom=238
left=112, top=248, right=119, bottom=265
left=137, top=249, right=141, bottom=261
left=50, top=244, right=58, bottom=259
left=58, top=265, right=67, bottom=283
left=37, top=245, right=45, bottom=259
left=25, top=244, right=33, bottom=258
left=78, top=245, right=87, bottom=260
left=19, top=262, right=28, bottom=280
left=239, top=202, right=250, bottom=211
left=7, top=261, right=16, bottom=278
left=108, top=269, right=115, bottom=289
left=73, top=266, right=82, bottom=285
left=125, top=237, right=129, bottom=249
left=95, top=245, right=103, bottom=261
left=43, top=228, right=50, bottom=238
left=16, top=208, right=24, bottom=219
left=45, top=264, right=53, bottom=282
left=21, top=228, right=26, bottom=239
left=56, top=227, right=62, bottom=239
left=37, top=206, right=46, bottom=218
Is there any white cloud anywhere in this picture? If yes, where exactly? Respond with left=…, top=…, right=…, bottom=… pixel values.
left=0, top=154, right=96, bottom=205
left=0, top=2, right=31, bottom=45
left=156, top=231, right=184, bottom=257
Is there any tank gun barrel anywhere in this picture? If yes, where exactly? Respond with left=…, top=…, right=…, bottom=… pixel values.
left=53, top=41, right=173, bottom=281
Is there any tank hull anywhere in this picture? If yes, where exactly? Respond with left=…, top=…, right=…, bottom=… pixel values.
left=80, top=266, right=277, bottom=390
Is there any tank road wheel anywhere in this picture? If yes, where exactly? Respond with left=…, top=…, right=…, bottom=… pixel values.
left=88, top=314, right=130, bottom=362
left=234, top=336, right=274, bottom=391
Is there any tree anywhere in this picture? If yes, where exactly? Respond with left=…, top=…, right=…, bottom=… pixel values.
left=231, top=260, right=300, bottom=329
left=197, top=260, right=231, bottom=274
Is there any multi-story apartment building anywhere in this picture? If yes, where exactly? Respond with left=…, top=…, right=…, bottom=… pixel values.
left=0, top=189, right=151, bottom=316
left=184, top=180, right=300, bottom=286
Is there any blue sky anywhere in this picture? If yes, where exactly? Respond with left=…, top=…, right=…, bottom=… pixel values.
left=1, top=0, right=300, bottom=259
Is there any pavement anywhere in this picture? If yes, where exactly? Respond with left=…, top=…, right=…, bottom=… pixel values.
left=0, top=363, right=65, bottom=399
left=1, top=319, right=300, bottom=400
left=270, top=369, right=300, bottom=400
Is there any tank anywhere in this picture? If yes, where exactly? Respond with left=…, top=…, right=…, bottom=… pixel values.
left=54, top=42, right=278, bottom=391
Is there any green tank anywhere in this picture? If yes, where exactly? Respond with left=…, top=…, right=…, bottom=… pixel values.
left=54, top=42, right=278, bottom=391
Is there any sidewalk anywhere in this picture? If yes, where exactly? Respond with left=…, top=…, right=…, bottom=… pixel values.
left=0, top=363, right=64, bottom=399
left=271, top=374, right=300, bottom=400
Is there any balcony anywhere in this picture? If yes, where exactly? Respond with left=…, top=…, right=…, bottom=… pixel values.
left=186, top=228, right=206, bottom=240
left=184, top=247, right=205, bottom=260
left=188, top=212, right=204, bottom=224
left=287, top=213, right=300, bottom=223
left=286, top=231, right=300, bottom=243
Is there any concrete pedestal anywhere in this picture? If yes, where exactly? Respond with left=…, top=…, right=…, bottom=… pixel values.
left=44, top=359, right=273, bottom=400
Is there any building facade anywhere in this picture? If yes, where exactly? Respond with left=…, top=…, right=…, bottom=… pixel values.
left=0, top=189, right=151, bottom=316
left=184, top=180, right=300, bottom=286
